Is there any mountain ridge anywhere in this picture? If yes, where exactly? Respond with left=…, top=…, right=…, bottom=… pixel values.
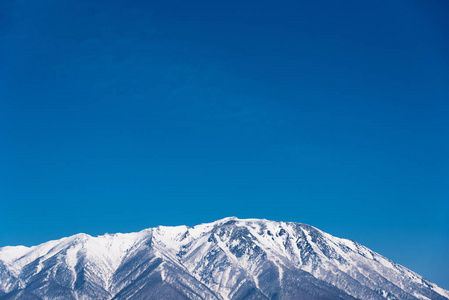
left=0, top=217, right=447, bottom=300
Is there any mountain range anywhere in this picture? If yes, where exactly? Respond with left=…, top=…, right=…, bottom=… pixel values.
left=0, top=217, right=447, bottom=300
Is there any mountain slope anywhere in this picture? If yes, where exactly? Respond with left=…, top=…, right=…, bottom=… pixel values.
left=0, top=217, right=447, bottom=300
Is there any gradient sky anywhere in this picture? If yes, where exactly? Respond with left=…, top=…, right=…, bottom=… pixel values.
left=1, top=0, right=449, bottom=289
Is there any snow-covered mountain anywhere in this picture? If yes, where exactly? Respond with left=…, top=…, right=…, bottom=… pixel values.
left=0, top=217, right=447, bottom=300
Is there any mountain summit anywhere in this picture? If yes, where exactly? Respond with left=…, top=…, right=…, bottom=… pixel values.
left=0, top=217, right=447, bottom=300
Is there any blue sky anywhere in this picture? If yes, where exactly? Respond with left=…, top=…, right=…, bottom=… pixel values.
left=1, top=0, right=448, bottom=289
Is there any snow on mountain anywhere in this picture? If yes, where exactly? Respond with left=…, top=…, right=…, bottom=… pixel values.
left=0, top=217, right=447, bottom=300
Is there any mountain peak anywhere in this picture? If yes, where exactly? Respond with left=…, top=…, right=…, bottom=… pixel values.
left=0, top=218, right=447, bottom=300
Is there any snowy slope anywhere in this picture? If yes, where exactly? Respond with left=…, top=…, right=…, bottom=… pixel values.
left=0, top=217, right=447, bottom=300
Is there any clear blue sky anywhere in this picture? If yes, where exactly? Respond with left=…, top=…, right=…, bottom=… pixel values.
left=1, top=0, right=448, bottom=289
